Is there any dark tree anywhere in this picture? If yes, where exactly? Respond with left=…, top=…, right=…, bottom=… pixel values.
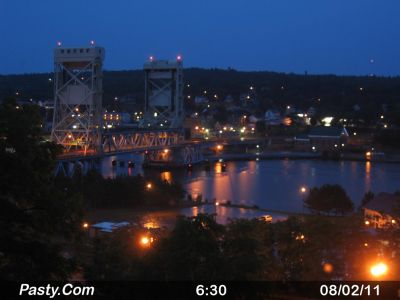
left=304, top=184, right=354, bottom=215
left=222, top=219, right=280, bottom=280
left=0, top=97, right=83, bottom=280
left=361, top=191, right=374, bottom=208
left=255, top=120, right=266, bottom=134
left=155, top=214, right=226, bottom=280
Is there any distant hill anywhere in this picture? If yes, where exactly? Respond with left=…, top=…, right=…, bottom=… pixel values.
left=1, top=68, right=400, bottom=123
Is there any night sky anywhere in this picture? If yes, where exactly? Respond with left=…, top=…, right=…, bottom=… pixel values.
left=1, top=0, right=399, bottom=75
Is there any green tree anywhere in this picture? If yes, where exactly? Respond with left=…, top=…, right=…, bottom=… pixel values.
left=222, top=219, right=280, bottom=280
left=304, top=184, right=354, bottom=215
left=0, top=97, right=83, bottom=280
left=155, top=214, right=226, bottom=280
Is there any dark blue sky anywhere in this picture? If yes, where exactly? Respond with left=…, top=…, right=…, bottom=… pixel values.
left=1, top=0, right=399, bottom=75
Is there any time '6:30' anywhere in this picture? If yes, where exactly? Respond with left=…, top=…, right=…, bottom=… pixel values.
left=196, top=285, right=227, bottom=296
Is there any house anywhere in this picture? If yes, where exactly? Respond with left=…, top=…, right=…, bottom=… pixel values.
left=363, top=193, right=400, bottom=229
left=89, top=221, right=131, bottom=237
left=265, top=109, right=282, bottom=125
left=194, top=96, right=208, bottom=104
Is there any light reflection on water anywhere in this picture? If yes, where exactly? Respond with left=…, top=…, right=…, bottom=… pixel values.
left=101, top=154, right=400, bottom=218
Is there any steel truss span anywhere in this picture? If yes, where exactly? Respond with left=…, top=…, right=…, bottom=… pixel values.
left=102, top=129, right=184, bottom=153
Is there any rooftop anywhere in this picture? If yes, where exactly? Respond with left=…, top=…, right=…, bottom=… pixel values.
left=308, top=126, right=348, bottom=138
left=364, top=192, right=400, bottom=216
left=91, top=221, right=130, bottom=233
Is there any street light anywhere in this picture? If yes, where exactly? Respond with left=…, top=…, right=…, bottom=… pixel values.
left=370, top=262, right=388, bottom=278
left=139, top=235, right=154, bottom=248
left=146, top=183, right=152, bottom=190
left=140, top=236, right=150, bottom=245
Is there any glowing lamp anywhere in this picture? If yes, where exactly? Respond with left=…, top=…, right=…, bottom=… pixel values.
left=370, top=262, right=388, bottom=278
left=323, top=263, right=333, bottom=274
left=140, top=236, right=150, bottom=245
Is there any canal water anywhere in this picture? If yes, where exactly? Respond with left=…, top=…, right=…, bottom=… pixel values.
left=99, top=154, right=400, bottom=223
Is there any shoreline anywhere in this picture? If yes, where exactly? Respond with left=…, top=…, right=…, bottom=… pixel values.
left=85, top=202, right=299, bottom=227
left=205, top=151, right=400, bottom=164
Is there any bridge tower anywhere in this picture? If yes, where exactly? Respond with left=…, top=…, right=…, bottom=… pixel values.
left=51, top=45, right=105, bottom=154
left=142, top=56, right=184, bottom=129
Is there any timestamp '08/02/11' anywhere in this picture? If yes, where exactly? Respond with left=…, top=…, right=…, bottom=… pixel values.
left=320, top=284, right=380, bottom=297
left=196, top=285, right=227, bottom=296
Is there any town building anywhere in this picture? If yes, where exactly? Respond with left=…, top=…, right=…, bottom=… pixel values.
left=264, top=109, right=282, bottom=125
left=294, top=126, right=349, bottom=151
left=363, top=192, right=400, bottom=229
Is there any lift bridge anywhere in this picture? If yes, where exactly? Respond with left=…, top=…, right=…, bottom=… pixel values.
left=51, top=46, right=201, bottom=176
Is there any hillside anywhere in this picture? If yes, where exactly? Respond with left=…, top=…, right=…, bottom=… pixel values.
left=1, top=68, right=400, bottom=122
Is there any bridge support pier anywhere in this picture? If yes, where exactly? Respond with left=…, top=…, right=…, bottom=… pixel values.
left=143, top=144, right=204, bottom=168
left=55, top=157, right=100, bottom=177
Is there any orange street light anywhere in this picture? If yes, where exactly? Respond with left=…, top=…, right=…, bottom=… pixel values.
left=83, top=222, right=89, bottom=229
left=146, top=183, right=152, bottom=190
left=140, top=236, right=154, bottom=248
left=140, top=236, right=150, bottom=245
left=300, top=186, right=307, bottom=193
left=323, top=262, right=333, bottom=274
left=370, top=262, right=388, bottom=278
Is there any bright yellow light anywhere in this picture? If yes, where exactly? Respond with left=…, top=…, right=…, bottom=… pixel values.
left=83, top=222, right=89, bottom=229
left=370, top=262, right=388, bottom=278
left=392, top=219, right=396, bottom=224
left=164, top=149, right=169, bottom=153
left=366, top=151, right=371, bottom=157
left=300, top=187, right=307, bottom=193
left=216, top=145, right=223, bottom=150
left=215, top=201, right=220, bottom=206
left=146, top=183, right=152, bottom=190
left=364, top=243, right=368, bottom=247
left=140, top=236, right=150, bottom=245
left=365, top=220, right=370, bottom=226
